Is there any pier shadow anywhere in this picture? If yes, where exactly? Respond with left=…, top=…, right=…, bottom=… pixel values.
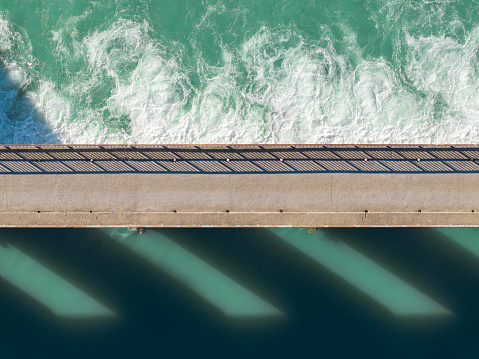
left=0, top=227, right=477, bottom=359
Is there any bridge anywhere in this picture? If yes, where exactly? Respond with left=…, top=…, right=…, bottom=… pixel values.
left=0, top=144, right=478, bottom=227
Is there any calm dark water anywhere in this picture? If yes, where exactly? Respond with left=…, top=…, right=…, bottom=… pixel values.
left=0, top=227, right=478, bottom=359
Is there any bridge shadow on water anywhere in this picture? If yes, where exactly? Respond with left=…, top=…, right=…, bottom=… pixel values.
left=0, top=60, right=60, bottom=144
left=0, top=227, right=478, bottom=358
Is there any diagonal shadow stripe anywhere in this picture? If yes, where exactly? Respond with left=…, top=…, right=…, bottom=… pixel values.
left=1, top=145, right=479, bottom=174
left=105, top=228, right=282, bottom=317
left=0, top=241, right=116, bottom=317
left=270, top=228, right=451, bottom=317
left=436, top=228, right=479, bottom=258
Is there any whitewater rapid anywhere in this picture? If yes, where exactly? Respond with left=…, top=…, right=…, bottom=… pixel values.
left=1, top=1, right=479, bottom=144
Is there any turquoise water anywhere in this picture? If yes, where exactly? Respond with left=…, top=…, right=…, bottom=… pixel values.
left=1, top=0, right=479, bottom=143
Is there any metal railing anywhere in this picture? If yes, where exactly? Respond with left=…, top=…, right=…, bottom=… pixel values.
left=0, top=144, right=478, bottom=174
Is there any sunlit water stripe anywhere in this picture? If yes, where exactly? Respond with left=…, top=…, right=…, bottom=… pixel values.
left=107, top=229, right=282, bottom=317
left=436, top=228, right=479, bottom=258
left=0, top=243, right=115, bottom=317
left=271, top=228, right=450, bottom=317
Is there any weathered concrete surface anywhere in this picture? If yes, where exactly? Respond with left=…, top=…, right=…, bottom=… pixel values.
left=0, top=172, right=478, bottom=227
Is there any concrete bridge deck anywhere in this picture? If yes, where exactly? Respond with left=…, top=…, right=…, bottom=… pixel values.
left=0, top=144, right=479, bottom=227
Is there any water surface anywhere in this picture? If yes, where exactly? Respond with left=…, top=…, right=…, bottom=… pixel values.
left=1, top=0, right=479, bottom=143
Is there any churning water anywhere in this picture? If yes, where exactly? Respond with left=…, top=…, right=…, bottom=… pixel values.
left=1, top=0, right=479, bottom=144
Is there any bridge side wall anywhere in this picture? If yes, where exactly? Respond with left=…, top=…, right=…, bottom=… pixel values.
left=1, top=173, right=477, bottom=227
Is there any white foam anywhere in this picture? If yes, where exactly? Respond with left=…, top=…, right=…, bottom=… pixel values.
left=236, top=27, right=434, bottom=143
left=0, top=13, right=15, bottom=53
left=405, top=28, right=479, bottom=130
left=0, top=13, right=57, bottom=144
left=3, top=11, right=479, bottom=145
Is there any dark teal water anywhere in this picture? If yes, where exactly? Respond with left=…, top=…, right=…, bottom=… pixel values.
left=1, top=227, right=479, bottom=358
